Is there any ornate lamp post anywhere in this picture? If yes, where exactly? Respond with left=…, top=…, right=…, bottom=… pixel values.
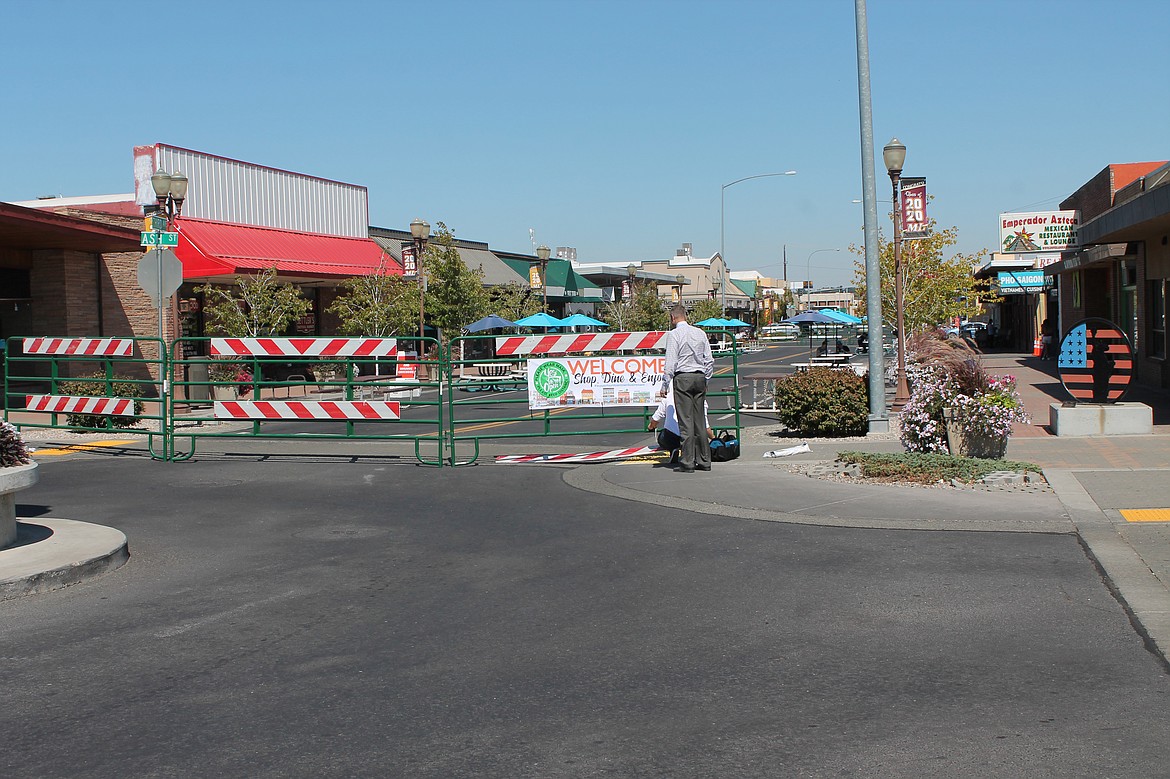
left=149, top=169, right=188, bottom=223
left=883, top=138, right=911, bottom=410
left=535, top=244, right=551, bottom=313
left=673, top=273, right=686, bottom=305
left=409, top=218, right=430, bottom=347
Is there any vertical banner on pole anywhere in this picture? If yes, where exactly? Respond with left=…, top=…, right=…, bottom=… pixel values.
left=400, top=243, right=417, bottom=276
left=900, top=177, right=929, bottom=239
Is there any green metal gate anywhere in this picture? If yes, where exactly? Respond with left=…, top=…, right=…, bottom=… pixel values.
left=168, top=335, right=444, bottom=463
left=6, top=331, right=741, bottom=466
left=5, top=336, right=170, bottom=459
left=444, top=330, right=740, bottom=466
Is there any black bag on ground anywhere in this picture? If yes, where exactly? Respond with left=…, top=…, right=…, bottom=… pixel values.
left=710, top=430, right=740, bottom=462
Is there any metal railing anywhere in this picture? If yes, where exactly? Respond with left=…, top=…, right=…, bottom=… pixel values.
left=5, top=336, right=170, bottom=459
left=5, top=331, right=741, bottom=467
left=444, top=331, right=740, bottom=466
left=167, top=336, right=444, bottom=464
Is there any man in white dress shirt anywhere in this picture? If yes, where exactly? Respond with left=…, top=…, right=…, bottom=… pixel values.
left=659, top=304, right=715, bottom=473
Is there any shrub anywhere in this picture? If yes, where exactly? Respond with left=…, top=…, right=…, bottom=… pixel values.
left=0, top=421, right=31, bottom=467
left=836, top=450, right=1042, bottom=485
left=56, top=373, right=145, bottom=429
left=775, top=367, right=869, bottom=437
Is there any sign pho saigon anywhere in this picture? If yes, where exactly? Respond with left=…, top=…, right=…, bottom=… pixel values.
left=999, top=210, right=1080, bottom=253
left=527, top=355, right=664, bottom=409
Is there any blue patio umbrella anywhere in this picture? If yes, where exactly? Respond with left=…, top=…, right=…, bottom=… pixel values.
left=783, top=311, right=839, bottom=324
left=817, top=308, right=862, bottom=324
left=560, top=312, right=608, bottom=327
left=724, top=318, right=751, bottom=327
left=785, top=310, right=847, bottom=355
left=514, top=312, right=565, bottom=328
left=696, top=317, right=729, bottom=327
left=464, top=314, right=517, bottom=332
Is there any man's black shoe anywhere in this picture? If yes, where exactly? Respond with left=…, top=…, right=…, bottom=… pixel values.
left=674, top=466, right=695, bottom=473
left=696, top=466, right=711, bottom=471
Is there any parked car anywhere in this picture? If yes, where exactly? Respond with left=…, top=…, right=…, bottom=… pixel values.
left=944, top=321, right=988, bottom=344
left=760, top=323, right=800, bottom=340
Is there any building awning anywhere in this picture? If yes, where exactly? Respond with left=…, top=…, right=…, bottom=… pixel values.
left=1043, top=243, right=1137, bottom=276
left=975, top=255, right=1047, bottom=279
left=500, top=258, right=603, bottom=301
left=730, top=278, right=757, bottom=297
left=369, top=233, right=524, bottom=286
left=176, top=218, right=398, bottom=283
left=0, top=201, right=141, bottom=253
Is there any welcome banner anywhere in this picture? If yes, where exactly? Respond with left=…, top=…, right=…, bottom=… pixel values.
left=527, top=355, right=665, bottom=409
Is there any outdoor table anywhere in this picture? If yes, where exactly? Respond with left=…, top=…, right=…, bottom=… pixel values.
left=460, top=363, right=512, bottom=392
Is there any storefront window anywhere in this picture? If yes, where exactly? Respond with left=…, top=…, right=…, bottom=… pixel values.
left=1149, top=280, right=1166, bottom=359
left=1120, top=260, right=1137, bottom=348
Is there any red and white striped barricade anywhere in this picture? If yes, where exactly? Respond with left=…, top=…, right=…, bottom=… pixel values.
left=213, top=399, right=401, bottom=421
left=26, top=394, right=136, bottom=416
left=495, top=445, right=659, bottom=464
left=391, top=354, right=421, bottom=398
left=494, top=331, right=667, bottom=356
left=210, top=337, right=397, bottom=359
left=23, top=337, right=135, bottom=358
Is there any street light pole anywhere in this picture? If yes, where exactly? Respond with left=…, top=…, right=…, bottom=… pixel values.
left=720, top=170, right=796, bottom=315
left=535, top=244, right=550, bottom=314
left=804, top=248, right=841, bottom=311
left=409, top=218, right=430, bottom=351
left=883, top=138, right=911, bottom=410
left=147, top=169, right=188, bottom=343
left=673, top=273, right=686, bottom=306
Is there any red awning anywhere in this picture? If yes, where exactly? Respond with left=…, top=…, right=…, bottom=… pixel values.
left=175, top=218, right=400, bottom=281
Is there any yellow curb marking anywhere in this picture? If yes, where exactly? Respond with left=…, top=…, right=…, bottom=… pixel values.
left=32, top=440, right=137, bottom=457
left=618, top=454, right=670, bottom=465
left=1120, top=508, right=1170, bottom=523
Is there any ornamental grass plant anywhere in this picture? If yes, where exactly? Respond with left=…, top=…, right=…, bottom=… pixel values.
left=898, top=331, right=1029, bottom=454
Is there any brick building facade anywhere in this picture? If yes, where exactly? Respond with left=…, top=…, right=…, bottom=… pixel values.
left=1045, top=161, right=1170, bottom=390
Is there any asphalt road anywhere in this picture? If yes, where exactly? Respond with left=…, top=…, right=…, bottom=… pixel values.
left=2, top=452, right=1169, bottom=778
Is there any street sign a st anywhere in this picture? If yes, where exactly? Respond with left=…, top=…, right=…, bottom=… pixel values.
left=140, top=231, right=179, bottom=247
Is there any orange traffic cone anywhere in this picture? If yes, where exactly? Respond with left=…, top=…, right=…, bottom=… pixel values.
left=1032, top=338, right=1042, bottom=357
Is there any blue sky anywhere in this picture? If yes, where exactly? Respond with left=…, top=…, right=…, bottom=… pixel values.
left=2, top=0, right=1167, bottom=288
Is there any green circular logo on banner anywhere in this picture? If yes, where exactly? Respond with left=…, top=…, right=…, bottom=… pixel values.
left=532, top=362, right=571, bottom=399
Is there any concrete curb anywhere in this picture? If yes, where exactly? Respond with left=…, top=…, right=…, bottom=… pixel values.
left=562, top=459, right=1074, bottom=534
left=1043, top=469, right=1170, bottom=668
left=0, top=518, right=129, bottom=601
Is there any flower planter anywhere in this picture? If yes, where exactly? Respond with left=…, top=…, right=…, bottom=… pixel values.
left=212, top=386, right=239, bottom=401
left=0, top=462, right=39, bottom=549
left=943, top=408, right=1008, bottom=459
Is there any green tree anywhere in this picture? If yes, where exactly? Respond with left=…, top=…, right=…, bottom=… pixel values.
left=851, top=221, right=990, bottom=333
left=597, top=281, right=668, bottom=331
left=489, top=282, right=542, bottom=323
left=629, top=280, right=671, bottom=330
left=327, top=257, right=418, bottom=337
left=196, top=267, right=312, bottom=337
left=779, top=289, right=795, bottom=320
left=688, top=298, right=723, bottom=324
left=423, top=223, right=489, bottom=343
